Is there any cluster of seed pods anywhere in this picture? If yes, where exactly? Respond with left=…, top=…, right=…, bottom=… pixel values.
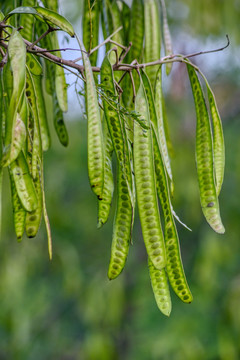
left=0, top=1, right=73, bottom=257
left=80, top=0, right=225, bottom=316
left=0, top=0, right=225, bottom=315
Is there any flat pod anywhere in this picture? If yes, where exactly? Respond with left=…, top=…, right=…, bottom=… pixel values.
left=100, top=0, right=113, bottom=50
left=35, top=21, right=54, bottom=94
left=97, top=116, right=114, bottom=228
left=122, top=0, right=144, bottom=109
left=2, top=30, right=26, bottom=167
left=142, top=68, right=173, bottom=181
left=100, top=51, right=134, bottom=278
left=51, top=32, right=68, bottom=113
left=187, top=64, right=225, bottom=234
left=151, top=124, right=193, bottom=303
left=203, top=79, right=225, bottom=197
left=10, top=151, right=38, bottom=212
left=25, top=169, right=43, bottom=238
left=26, top=68, right=42, bottom=179
left=108, top=1, right=123, bottom=59
left=100, top=52, right=133, bottom=190
left=127, top=0, right=144, bottom=63
left=42, top=0, right=58, bottom=11
left=9, top=168, right=26, bottom=241
left=80, top=38, right=104, bottom=199
left=107, top=167, right=133, bottom=280
left=107, top=1, right=124, bottom=81
left=19, top=0, right=36, bottom=42
left=34, top=6, right=75, bottom=37
left=53, top=91, right=68, bottom=147
left=31, top=73, right=51, bottom=151
left=148, top=258, right=172, bottom=316
left=26, top=53, right=42, bottom=76
left=144, top=0, right=161, bottom=88
left=160, top=0, right=173, bottom=75
left=134, top=79, right=166, bottom=270
left=82, top=0, right=100, bottom=66
left=42, top=0, right=58, bottom=12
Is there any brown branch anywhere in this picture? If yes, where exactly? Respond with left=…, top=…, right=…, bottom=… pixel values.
left=29, top=26, right=58, bottom=49
left=119, top=42, right=132, bottom=63
left=0, top=25, right=230, bottom=75
left=183, top=34, right=230, bottom=59
left=0, top=51, right=7, bottom=69
left=109, top=39, right=126, bottom=50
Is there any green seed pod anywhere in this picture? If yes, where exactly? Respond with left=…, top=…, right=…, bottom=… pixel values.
left=82, top=0, right=100, bottom=66
left=151, top=124, right=193, bottom=303
left=144, top=0, right=161, bottom=88
left=148, top=258, right=172, bottom=316
left=53, top=91, right=69, bottom=147
left=25, top=169, right=42, bottom=238
left=187, top=64, right=225, bottom=234
left=160, top=0, right=173, bottom=75
left=122, top=0, right=144, bottom=109
left=34, top=6, right=75, bottom=37
left=101, top=51, right=134, bottom=278
left=25, top=68, right=42, bottom=179
left=97, top=115, right=114, bottom=228
left=134, top=78, right=166, bottom=270
left=202, top=78, right=225, bottom=197
left=127, top=0, right=144, bottom=63
left=107, top=167, right=133, bottom=280
left=80, top=38, right=104, bottom=199
left=50, top=32, right=68, bottom=113
left=9, top=168, right=26, bottom=242
left=31, top=74, right=51, bottom=151
left=19, top=0, right=36, bottom=42
left=10, top=151, right=38, bottom=212
left=100, top=52, right=132, bottom=181
left=2, top=30, right=26, bottom=167
left=26, top=53, right=42, bottom=76
left=42, top=0, right=58, bottom=12
left=154, top=66, right=172, bottom=181
left=101, top=0, right=113, bottom=52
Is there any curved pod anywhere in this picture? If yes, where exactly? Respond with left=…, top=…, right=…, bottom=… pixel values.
left=187, top=64, right=225, bottom=234
left=148, top=258, right=172, bottom=316
left=152, top=124, right=193, bottom=303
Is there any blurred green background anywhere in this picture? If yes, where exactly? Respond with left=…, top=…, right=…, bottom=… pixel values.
left=1, top=0, right=240, bottom=359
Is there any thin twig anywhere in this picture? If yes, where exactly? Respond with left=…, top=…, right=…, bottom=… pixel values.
left=109, top=39, right=126, bottom=50
left=29, top=47, right=83, bottom=53
left=29, top=26, right=57, bottom=48
left=0, top=52, right=7, bottom=69
left=129, top=71, right=136, bottom=103
left=73, top=26, right=123, bottom=62
left=114, top=79, right=123, bottom=94
left=119, top=42, right=132, bottom=63
left=118, top=70, right=129, bottom=85
left=184, top=34, right=230, bottom=59
left=0, top=47, right=5, bottom=57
